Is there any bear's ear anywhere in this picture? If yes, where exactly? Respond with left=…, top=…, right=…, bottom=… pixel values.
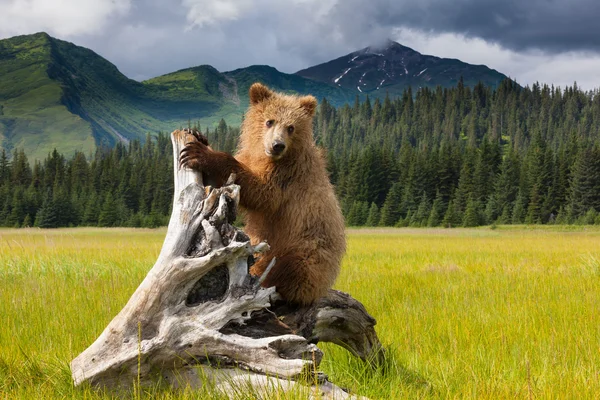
left=299, top=95, right=318, bottom=117
left=249, top=83, right=273, bottom=105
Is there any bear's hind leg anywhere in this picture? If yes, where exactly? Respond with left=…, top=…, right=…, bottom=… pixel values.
left=260, top=250, right=331, bottom=305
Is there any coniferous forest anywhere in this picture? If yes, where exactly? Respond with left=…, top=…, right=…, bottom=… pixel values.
left=3, top=79, right=600, bottom=228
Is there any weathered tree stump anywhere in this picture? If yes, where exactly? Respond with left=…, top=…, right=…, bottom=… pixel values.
left=70, top=129, right=383, bottom=399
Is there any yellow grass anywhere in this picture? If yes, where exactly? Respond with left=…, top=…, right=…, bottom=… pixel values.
left=2, top=226, right=600, bottom=399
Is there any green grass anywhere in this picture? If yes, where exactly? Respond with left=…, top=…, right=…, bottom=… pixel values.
left=2, top=226, right=600, bottom=398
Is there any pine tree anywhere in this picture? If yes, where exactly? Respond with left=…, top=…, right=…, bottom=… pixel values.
left=11, top=149, right=32, bottom=186
left=569, top=146, right=600, bottom=219
left=22, top=214, right=32, bottom=228
left=35, top=191, right=59, bottom=228
left=411, top=193, right=431, bottom=227
left=347, top=201, right=370, bottom=226
left=427, top=193, right=443, bottom=227
left=442, top=200, right=461, bottom=228
left=462, top=197, right=482, bottom=227
left=379, top=183, right=402, bottom=226
left=583, top=208, right=598, bottom=225
left=53, top=185, right=76, bottom=227
left=556, top=205, right=572, bottom=225
left=0, top=149, right=9, bottom=184
left=365, top=203, right=380, bottom=227
left=498, top=205, right=512, bottom=225
left=82, top=191, right=100, bottom=226
left=512, top=191, right=527, bottom=224
left=126, top=212, right=143, bottom=228
left=145, top=199, right=167, bottom=228
left=346, top=201, right=362, bottom=226
left=358, top=201, right=369, bottom=226
left=7, top=188, right=25, bottom=227
left=525, top=183, right=542, bottom=224
left=492, top=148, right=520, bottom=221
left=484, top=195, right=498, bottom=225
left=453, top=149, right=476, bottom=214
left=98, top=192, right=118, bottom=227
left=0, top=191, right=10, bottom=227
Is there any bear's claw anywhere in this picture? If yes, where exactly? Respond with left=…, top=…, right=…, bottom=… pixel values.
left=192, top=130, right=209, bottom=146
left=182, top=128, right=209, bottom=146
left=179, top=141, right=208, bottom=170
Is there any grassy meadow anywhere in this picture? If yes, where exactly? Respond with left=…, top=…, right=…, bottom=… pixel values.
left=1, top=226, right=600, bottom=399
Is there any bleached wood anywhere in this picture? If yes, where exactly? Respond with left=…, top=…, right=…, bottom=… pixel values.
left=70, top=129, right=381, bottom=399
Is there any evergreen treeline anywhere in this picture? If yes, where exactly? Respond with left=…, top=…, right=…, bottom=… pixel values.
left=3, top=79, right=600, bottom=228
left=0, top=121, right=240, bottom=228
left=320, top=79, right=600, bottom=227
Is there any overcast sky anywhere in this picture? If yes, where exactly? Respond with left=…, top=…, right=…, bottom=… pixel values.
left=1, top=0, right=599, bottom=89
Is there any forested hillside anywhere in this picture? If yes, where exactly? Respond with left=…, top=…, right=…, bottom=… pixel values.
left=2, top=79, right=600, bottom=228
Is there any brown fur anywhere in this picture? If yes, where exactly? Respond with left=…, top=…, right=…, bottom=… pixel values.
left=180, top=83, right=346, bottom=305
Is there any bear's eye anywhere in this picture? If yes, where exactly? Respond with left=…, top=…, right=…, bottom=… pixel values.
left=266, top=120, right=274, bottom=128
left=287, top=126, right=295, bottom=134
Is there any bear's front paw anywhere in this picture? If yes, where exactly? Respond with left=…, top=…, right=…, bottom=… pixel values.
left=179, top=141, right=210, bottom=171
left=182, top=128, right=210, bottom=146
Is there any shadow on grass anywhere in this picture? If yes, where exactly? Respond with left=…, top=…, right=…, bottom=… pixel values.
left=319, top=343, right=436, bottom=398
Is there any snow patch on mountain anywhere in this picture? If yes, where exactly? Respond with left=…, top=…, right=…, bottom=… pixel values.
left=295, top=39, right=508, bottom=95
left=334, top=67, right=352, bottom=83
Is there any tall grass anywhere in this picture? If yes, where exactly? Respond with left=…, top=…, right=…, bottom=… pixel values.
left=1, top=226, right=600, bottom=399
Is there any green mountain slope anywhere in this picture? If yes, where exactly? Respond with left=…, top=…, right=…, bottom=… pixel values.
left=0, top=33, right=95, bottom=161
left=142, top=64, right=355, bottom=124
left=0, top=33, right=352, bottom=160
left=0, top=33, right=511, bottom=160
left=223, top=65, right=356, bottom=105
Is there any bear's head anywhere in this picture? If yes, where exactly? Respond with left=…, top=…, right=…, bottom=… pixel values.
left=242, top=83, right=318, bottom=161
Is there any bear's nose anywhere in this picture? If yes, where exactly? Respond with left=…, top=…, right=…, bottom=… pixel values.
left=272, top=141, right=286, bottom=155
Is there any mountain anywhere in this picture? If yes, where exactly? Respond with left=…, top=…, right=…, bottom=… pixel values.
left=0, top=33, right=353, bottom=160
left=296, top=40, right=508, bottom=96
left=144, top=64, right=355, bottom=124
left=0, top=33, right=510, bottom=160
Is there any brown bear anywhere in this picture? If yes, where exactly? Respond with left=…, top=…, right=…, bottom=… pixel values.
left=180, top=83, right=346, bottom=305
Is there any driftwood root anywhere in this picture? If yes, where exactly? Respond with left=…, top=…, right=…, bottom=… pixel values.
left=70, top=129, right=382, bottom=399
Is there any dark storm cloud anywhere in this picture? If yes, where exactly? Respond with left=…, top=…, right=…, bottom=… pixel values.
left=353, top=0, right=600, bottom=54
left=70, top=0, right=369, bottom=79
left=1, top=0, right=599, bottom=82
